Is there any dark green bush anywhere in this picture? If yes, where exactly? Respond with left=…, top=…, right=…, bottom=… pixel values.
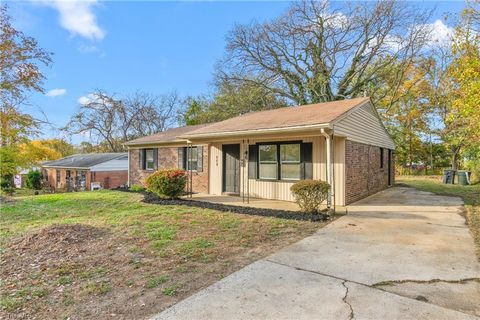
left=145, top=169, right=187, bottom=199
left=26, top=170, right=42, bottom=190
left=129, top=184, right=145, bottom=192
left=290, top=180, right=330, bottom=214
left=0, top=174, right=14, bottom=194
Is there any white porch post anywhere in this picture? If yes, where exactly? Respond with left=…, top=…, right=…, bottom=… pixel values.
left=321, top=129, right=333, bottom=208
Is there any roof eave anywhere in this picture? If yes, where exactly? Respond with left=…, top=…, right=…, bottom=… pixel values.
left=179, top=123, right=331, bottom=141
left=41, top=165, right=91, bottom=170
left=124, top=139, right=191, bottom=148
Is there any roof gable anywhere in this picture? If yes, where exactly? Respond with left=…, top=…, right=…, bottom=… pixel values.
left=333, top=101, right=395, bottom=149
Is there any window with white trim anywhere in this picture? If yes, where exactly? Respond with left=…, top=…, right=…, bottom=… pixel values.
left=259, top=144, right=278, bottom=180
left=145, top=149, right=155, bottom=170
left=185, top=147, right=198, bottom=171
left=280, top=144, right=301, bottom=180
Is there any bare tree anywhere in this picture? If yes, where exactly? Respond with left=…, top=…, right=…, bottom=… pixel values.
left=65, top=90, right=123, bottom=151
left=64, top=90, right=180, bottom=152
left=126, top=91, right=179, bottom=137
left=217, top=0, right=433, bottom=105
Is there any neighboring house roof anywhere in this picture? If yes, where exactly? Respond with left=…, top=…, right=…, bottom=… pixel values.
left=123, top=124, right=209, bottom=146
left=180, top=97, right=370, bottom=139
left=41, top=153, right=127, bottom=169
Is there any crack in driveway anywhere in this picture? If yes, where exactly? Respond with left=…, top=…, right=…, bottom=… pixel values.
left=341, top=280, right=354, bottom=320
left=266, top=259, right=479, bottom=318
left=372, top=277, right=480, bottom=287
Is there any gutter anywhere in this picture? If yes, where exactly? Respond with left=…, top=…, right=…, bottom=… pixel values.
left=123, top=139, right=190, bottom=148
left=41, top=166, right=91, bottom=170
left=179, top=123, right=331, bottom=140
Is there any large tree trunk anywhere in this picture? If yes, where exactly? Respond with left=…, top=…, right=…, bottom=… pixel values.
left=451, top=146, right=461, bottom=171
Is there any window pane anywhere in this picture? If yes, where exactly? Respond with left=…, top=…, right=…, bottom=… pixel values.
left=146, top=149, right=154, bottom=169
left=281, top=164, right=301, bottom=180
left=186, top=147, right=197, bottom=171
left=280, top=144, right=300, bottom=162
left=259, top=163, right=277, bottom=179
left=259, top=145, right=277, bottom=162
left=188, top=147, right=198, bottom=161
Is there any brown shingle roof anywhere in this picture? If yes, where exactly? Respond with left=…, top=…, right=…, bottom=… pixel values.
left=124, top=124, right=209, bottom=146
left=124, top=97, right=370, bottom=145
left=181, top=97, right=370, bottom=138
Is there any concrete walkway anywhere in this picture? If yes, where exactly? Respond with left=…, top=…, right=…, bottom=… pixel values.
left=154, top=187, right=480, bottom=320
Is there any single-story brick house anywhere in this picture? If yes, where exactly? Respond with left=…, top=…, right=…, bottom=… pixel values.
left=41, top=153, right=128, bottom=191
left=125, top=97, right=395, bottom=206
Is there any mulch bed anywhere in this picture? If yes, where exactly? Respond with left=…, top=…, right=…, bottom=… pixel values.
left=141, top=191, right=329, bottom=222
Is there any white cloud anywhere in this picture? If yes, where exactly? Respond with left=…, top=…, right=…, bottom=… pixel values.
left=37, top=0, right=105, bottom=41
left=78, top=93, right=105, bottom=105
left=324, top=12, right=348, bottom=30
left=427, top=20, right=454, bottom=45
left=45, top=88, right=66, bottom=97
left=78, top=94, right=95, bottom=105
left=77, top=44, right=100, bottom=53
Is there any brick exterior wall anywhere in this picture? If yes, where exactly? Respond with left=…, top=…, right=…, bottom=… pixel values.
left=129, top=145, right=209, bottom=194
left=42, top=168, right=127, bottom=191
left=91, top=170, right=128, bottom=189
left=345, top=140, right=394, bottom=205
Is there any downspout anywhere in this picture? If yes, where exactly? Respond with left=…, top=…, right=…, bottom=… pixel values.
left=321, top=128, right=333, bottom=209
left=127, top=148, right=130, bottom=187
left=187, top=141, right=193, bottom=198
left=242, top=139, right=245, bottom=203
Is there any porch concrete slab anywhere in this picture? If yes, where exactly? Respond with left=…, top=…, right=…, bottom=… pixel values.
left=268, top=187, right=479, bottom=285
left=184, top=193, right=302, bottom=211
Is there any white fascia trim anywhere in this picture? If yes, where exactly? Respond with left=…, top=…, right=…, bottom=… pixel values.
left=180, top=123, right=331, bottom=140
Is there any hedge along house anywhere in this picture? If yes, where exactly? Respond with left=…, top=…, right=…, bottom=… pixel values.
left=125, top=97, right=395, bottom=207
left=41, top=153, right=128, bottom=191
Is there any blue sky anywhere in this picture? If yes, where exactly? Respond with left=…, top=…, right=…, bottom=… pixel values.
left=8, top=1, right=466, bottom=144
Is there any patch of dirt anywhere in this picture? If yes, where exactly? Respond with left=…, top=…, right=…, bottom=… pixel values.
left=1, top=221, right=321, bottom=320
left=0, top=195, right=15, bottom=204
left=9, top=224, right=106, bottom=253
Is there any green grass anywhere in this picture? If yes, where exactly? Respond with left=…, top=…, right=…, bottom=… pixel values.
left=84, top=280, right=112, bottom=295
left=397, top=176, right=480, bottom=259
left=162, top=285, right=178, bottom=296
left=57, top=276, right=72, bottom=286
left=144, top=275, right=169, bottom=289
left=397, top=176, right=479, bottom=206
left=0, top=190, right=320, bottom=318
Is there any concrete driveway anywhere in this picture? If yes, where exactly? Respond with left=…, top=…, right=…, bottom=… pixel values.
left=154, top=187, right=480, bottom=320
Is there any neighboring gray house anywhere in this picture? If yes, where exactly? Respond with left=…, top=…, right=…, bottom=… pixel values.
left=41, top=153, right=128, bottom=191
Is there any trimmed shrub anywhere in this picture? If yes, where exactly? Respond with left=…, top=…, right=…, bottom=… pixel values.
left=290, top=180, right=330, bottom=214
left=26, top=170, right=42, bottom=190
left=145, top=169, right=187, bottom=199
left=129, top=184, right=145, bottom=192
left=0, top=174, right=14, bottom=195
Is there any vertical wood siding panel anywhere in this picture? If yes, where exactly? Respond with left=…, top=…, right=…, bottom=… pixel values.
left=335, top=103, right=395, bottom=149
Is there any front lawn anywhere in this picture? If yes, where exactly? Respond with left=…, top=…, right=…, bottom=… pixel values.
left=0, top=191, right=323, bottom=319
left=397, top=176, right=480, bottom=260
